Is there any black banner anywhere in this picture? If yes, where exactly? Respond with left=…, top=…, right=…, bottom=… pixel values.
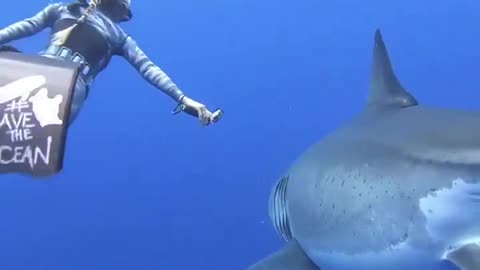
left=0, top=52, right=80, bottom=177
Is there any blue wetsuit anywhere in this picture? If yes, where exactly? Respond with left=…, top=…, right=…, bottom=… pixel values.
left=0, top=2, right=185, bottom=123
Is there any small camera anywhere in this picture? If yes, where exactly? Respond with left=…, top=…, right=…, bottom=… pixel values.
left=173, top=104, right=224, bottom=125
left=211, top=109, right=223, bottom=123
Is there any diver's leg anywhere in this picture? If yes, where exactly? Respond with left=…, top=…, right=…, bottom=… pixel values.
left=68, top=77, right=87, bottom=125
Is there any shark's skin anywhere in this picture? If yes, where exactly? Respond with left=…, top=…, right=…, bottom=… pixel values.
left=247, top=30, right=480, bottom=270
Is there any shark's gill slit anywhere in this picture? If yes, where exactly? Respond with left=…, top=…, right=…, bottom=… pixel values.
left=269, top=175, right=292, bottom=241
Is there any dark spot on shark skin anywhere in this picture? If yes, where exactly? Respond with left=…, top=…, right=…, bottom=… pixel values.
left=359, top=193, right=363, bottom=197
left=408, top=215, right=415, bottom=222
left=428, top=209, right=433, bottom=214
left=341, top=180, right=345, bottom=187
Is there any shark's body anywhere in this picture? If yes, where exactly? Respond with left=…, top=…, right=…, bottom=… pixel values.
left=247, top=30, right=480, bottom=270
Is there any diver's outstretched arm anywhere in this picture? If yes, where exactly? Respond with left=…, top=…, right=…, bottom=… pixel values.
left=0, top=3, right=62, bottom=45
left=119, top=36, right=216, bottom=124
left=119, top=36, right=185, bottom=102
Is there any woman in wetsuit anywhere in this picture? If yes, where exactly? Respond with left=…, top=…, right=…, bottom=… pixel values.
left=0, top=0, right=216, bottom=125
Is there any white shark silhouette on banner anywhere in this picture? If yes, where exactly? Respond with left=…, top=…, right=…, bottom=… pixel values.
left=0, top=75, right=64, bottom=127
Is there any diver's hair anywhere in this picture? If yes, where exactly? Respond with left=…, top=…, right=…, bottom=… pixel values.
left=68, top=0, right=132, bottom=22
left=77, top=0, right=101, bottom=24
left=51, top=0, right=101, bottom=46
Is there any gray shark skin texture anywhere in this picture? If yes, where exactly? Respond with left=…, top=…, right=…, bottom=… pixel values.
left=247, top=29, right=480, bottom=270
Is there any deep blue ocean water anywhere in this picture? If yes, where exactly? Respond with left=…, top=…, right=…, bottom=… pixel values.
left=0, top=0, right=479, bottom=269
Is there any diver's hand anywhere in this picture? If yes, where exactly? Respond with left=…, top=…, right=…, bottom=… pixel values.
left=181, top=96, right=214, bottom=125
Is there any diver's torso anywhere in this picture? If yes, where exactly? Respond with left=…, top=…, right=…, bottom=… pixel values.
left=41, top=4, right=127, bottom=81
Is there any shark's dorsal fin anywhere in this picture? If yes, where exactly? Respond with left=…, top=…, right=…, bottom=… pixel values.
left=367, top=29, right=418, bottom=109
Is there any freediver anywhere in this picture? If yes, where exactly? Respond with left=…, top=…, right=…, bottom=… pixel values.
left=0, top=0, right=218, bottom=125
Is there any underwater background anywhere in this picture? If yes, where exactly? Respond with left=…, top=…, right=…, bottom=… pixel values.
left=0, top=0, right=479, bottom=269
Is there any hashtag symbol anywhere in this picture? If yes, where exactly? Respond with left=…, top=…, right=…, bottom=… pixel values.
left=4, top=99, right=29, bottom=113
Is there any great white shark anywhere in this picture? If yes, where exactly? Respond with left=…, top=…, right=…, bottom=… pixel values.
left=247, top=30, right=480, bottom=270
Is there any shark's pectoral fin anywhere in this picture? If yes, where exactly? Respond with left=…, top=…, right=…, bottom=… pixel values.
left=445, top=243, right=480, bottom=270
left=247, top=239, right=320, bottom=270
